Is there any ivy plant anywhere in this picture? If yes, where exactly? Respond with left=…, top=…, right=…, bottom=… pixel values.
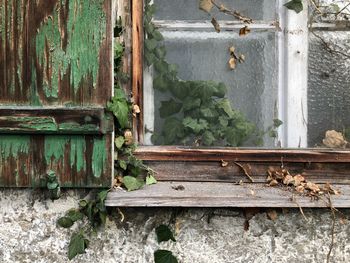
left=144, top=1, right=282, bottom=147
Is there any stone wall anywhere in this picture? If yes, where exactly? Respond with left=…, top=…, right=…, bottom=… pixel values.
left=0, top=189, right=349, bottom=263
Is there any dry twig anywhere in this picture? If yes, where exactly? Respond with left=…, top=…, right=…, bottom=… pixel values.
left=211, top=0, right=253, bottom=23
left=233, top=162, right=254, bottom=182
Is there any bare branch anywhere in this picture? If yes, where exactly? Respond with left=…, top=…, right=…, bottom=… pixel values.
left=211, top=0, right=253, bottom=23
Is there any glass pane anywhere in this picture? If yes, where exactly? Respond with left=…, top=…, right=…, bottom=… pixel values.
left=308, top=31, right=350, bottom=147
left=144, top=30, right=279, bottom=147
left=153, top=0, right=276, bottom=21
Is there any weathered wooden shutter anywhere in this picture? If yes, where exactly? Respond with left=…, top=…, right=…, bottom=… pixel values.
left=0, top=0, right=113, bottom=187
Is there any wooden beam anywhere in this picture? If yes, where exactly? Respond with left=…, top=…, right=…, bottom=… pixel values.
left=134, top=146, right=350, bottom=163
left=0, top=108, right=113, bottom=134
left=106, top=182, right=349, bottom=207
left=132, top=0, right=144, bottom=143
left=145, top=161, right=350, bottom=184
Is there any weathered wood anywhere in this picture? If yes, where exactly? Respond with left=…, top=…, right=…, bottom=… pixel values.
left=132, top=0, right=144, bottom=143
left=0, top=108, right=113, bottom=134
left=106, top=182, right=349, bottom=207
left=145, top=161, right=350, bottom=184
left=0, top=0, right=113, bottom=187
left=135, top=146, right=350, bottom=163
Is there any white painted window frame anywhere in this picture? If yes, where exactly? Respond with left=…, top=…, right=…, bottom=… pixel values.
left=143, top=0, right=310, bottom=148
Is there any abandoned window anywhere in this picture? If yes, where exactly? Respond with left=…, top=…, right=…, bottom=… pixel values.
left=141, top=0, right=350, bottom=149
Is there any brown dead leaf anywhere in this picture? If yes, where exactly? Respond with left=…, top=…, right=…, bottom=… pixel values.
left=267, top=209, right=278, bottom=221
left=239, top=26, right=251, bottom=36
left=293, top=174, right=305, bottom=187
left=113, top=176, right=124, bottom=188
left=199, top=0, right=213, bottom=13
left=323, top=130, right=348, bottom=148
left=229, top=46, right=236, bottom=55
left=211, top=17, right=221, bottom=33
left=283, top=174, right=294, bottom=185
left=295, top=185, right=305, bottom=193
left=269, top=179, right=278, bottom=186
left=250, top=189, right=255, bottom=196
left=124, top=129, right=133, bottom=145
left=221, top=160, right=228, bottom=167
left=305, top=182, right=320, bottom=193
left=132, top=104, right=141, bottom=117
left=322, top=183, right=341, bottom=195
left=229, top=57, right=236, bottom=70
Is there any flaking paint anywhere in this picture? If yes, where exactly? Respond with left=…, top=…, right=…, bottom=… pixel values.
left=92, top=137, right=107, bottom=178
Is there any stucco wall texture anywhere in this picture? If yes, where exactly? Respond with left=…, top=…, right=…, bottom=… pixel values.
left=0, top=189, right=349, bottom=263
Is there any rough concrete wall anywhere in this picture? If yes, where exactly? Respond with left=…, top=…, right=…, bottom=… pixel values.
left=0, top=190, right=349, bottom=263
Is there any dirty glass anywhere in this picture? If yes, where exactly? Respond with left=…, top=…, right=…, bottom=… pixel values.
left=153, top=0, right=276, bottom=21
left=308, top=31, right=350, bottom=147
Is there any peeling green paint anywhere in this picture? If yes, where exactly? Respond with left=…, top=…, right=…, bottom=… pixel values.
left=15, top=117, right=58, bottom=131
left=92, top=137, right=107, bottom=178
left=44, top=136, right=68, bottom=164
left=0, top=136, right=30, bottom=159
left=69, top=137, right=86, bottom=172
left=35, top=0, right=106, bottom=98
left=58, top=123, right=99, bottom=133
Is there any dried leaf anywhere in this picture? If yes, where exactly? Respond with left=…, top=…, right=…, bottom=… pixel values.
left=323, top=130, right=348, bottom=148
left=199, top=0, right=213, bottom=13
left=221, top=160, right=228, bottom=167
left=267, top=210, right=278, bottom=221
left=239, top=26, right=251, bottom=36
left=293, top=174, right=305, bottom=187
left=132, top=104, right=141, bottom=117
left=211, top=17, right=221, bottom=33
left=250, top=189, right=255, bottom=196
left=295, top=185, right=305, bottom=193
left=305, top=182, right=320, bottom=193
left=269, top=179, right=278, bottom=186
left=229, top=46, right=236, bottom=54
left=124, top=129, right=133, bottom=145
left=229, top=57, right=236, bottom=70
left=283, top=174, right=294, bottom=185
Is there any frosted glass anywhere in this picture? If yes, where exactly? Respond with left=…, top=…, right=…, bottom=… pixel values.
left=145, top=31, right=278, bottom=147
left=308, top=31, right=350, bottom=146
left=153, top=0, right=277, bottom=21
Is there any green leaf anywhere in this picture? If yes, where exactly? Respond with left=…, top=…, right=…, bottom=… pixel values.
left=107, top=97, right=129, bottom=129
left=119, top=160, right=127, bottom=170
left=123, top=176, right=145, bottom=191
left=273, top=119, right=283, bottom=128
left=218, top=99, right=235, bottom=117
left=115, top=136, right=125, bottom=149
left=145, top=39, right=158, bottom=51
left=284, top=0, right=303, bottom=13
left=183, top=117, right=208, bottom=134
left=57, top=217, right=74, bottom=228
left=154, top=250, right=178, bottom=263
left=155, top=225, right=176, bottom=243
left=162, top=117, right=184, bottom=144
left=152, top=30, right=164, bottom=41
left=98, top=190, right=108, bottom=203
left=183, top=97, right=201, bottom=111
left=66, top=210, right=84, bottom=222
left=146, top=175, right=157, bottom=185
left=68, top=233, right=87, bottom=260
left=202, top=131, right=216, bottom=146
left=154, top=76, right=168, bottom=91
left=79, top=199, right=88, bottom=208
left=159, top=99, right=183, bottom=118
left=47, top=182, right=59, bottom=190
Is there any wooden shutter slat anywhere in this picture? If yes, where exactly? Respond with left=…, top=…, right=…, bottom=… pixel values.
left=0, top=108, right=113, bottom=134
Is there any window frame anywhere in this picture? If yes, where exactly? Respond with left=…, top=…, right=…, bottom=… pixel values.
left=130, top=0, right=350, bottom=179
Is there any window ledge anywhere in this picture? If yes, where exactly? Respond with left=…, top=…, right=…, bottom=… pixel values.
left=105, top=182, right=350, bottom=207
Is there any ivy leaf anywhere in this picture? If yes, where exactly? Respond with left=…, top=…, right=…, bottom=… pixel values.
left=183, top=117, right=208, bottom=134
left=183, top=97, right=201, bottom=111
left=66, top=209, right=84, bottom=222
left=57, top=217, right=74, bottom=228
left=123, top=176, right=145, bottom=191
left=163, top=117, right=184, bottom=144
left=146, top=175, right=157, bottom=185
left=114, top=136, right=125, bottom=149
left=97, top=190, right=108, bottom=203
left=154, top=250, right=178, bottom=263
left=119, top=160, right=128, bottom=170
left=160, top=99, right=183, bottom=118
left=202, top=131, right=216, bottom=146
left=273, top=119, right=283, bottom=128
left=156, top=225, right=176, bottom=243
left=284, top=0, right=303, bottom=13
left=68, top=232, right=87, bottom=260
left=218, top=99, right=235, bottom=117
left=145, top=39, right=158, bottom=51
left=107, top=91, right=130, bottom=129
left=47, top=182, right=59, bottom=190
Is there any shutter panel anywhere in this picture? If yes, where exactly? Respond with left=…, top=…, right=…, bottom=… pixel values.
left=0, top=0, right=113, bottom=187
